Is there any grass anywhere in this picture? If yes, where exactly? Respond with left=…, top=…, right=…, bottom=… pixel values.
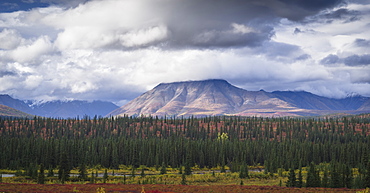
left=0, top=166, right=365, bottom=192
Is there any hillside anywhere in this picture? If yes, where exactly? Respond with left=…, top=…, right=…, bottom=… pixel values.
left=0, top=104, right=34, bottom=118
left=0, top=94, right=119, bottom=118
left=108, top=79, right=370, bottom=117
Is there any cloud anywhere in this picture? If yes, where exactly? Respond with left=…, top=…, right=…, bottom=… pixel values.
left=354, top=38, right=370, bottom=47
left=344, top=54, right=370, bottom=66
left=321, top=54, right=340, bottom=65
left=0, top=28, right=22, bottom=49
left=321, top=8, right=360, bottom=22
left=41, top=0, right=345, bottom=50
left=9, top=35, right=53, bottom=63
left=1, top=0, right=370, bottom=103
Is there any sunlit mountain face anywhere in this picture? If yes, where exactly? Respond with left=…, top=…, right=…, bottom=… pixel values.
left=108, top=79, right=370, bottom=117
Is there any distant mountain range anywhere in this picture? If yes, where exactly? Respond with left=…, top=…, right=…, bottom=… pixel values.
left=2, top=79, right=370, bottom=118
left=108, top=79, right=370, bottom=117
left=0, top=94, right=119, bottom=118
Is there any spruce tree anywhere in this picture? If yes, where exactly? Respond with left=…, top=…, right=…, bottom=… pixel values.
left=330, top=163, right=341, bottom=188
left=178, top=166, right=183, bottom=174
left=78, top=163, right=87, bottom=181
left=58, top=152, right=70, bottom=183
left=220, top=164, right=226, bottom=173
left=306, top=163, right=320, bottom=187
left=286, top=168, right=296, bottom=187
left=131, top=167, right=136, bottom=178
left=184, top=153, right=192, bottom=175
left=239, top=164, right=249, bottom=179
left=103, top=169, right=108, bottom=183
left=297, top=168, right=303, bottom=188
left=47, top=167, right=54, bottom=177
left=181, top=173, right=187, bottom=185
left=364, top=161, right=370, bottom=188
left=322, top=168, right=329, bottom=188
left=141, top=167, right=146, bottom=177
left=160, top=162, right=167, bottom=175
left=90, top=171, right=95, bottom=184
left=37, top=164, right=45, bottom=184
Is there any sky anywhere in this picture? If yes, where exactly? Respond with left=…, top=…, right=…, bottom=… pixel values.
left=0, top=0, right=370, bottom=106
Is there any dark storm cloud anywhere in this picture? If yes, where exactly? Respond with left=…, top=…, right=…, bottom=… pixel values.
left=274, top=0, right=343, bottom=20
left=0, top=70, right=16, bottom=77
left=321, top=54, right=370, bottom=66
left=156, top=0, right=345, bottom=48
left=321, top=54, right=340, bottom=65
left=322, top=8, right=360, bottom=22
left=354, top=39, right=370, bottom=47
left=344, top=54, right=370, bottom=66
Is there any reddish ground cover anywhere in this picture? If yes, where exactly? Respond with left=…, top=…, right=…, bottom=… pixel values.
left=0, top=183, right=362, bottom=193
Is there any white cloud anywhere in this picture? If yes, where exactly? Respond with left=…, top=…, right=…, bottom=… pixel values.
left=9, top=35, right=53, bottom=63
left=44, top=0, right=165, bottom=50
left=0, top=0, right=370, bottom=103
left=231, top=23, right=255, bottom=34
left=0, top=29, right=22, bottom=49
left=119, top=25, right=169, bottom=47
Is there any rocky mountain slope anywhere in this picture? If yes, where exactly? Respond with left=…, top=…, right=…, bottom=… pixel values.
left=0, top=94, right=119, bottom=118
left=108, top=79, right=370, bottom=117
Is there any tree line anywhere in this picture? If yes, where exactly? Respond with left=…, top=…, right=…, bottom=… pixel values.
left=0, top=114, right=370, bottom=187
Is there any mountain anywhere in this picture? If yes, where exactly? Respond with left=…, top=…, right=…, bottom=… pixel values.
left=0, top=104, right=34, bottom=118
left=26, top=100, right=119, bottom=118
left=0, top=94, right=34, bottom=115
left=0, top=94, right=119, bottom=118
left=108, top=79, right=370, bottom=117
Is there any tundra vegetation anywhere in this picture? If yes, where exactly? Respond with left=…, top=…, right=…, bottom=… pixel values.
left=0, top=114, right=370, bottom=192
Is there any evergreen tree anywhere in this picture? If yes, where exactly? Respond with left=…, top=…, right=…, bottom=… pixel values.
left=0, top=173, right=2, bottom=183
left=306, top=163, right=320, bottom=187
left=90, top=171, right=95, bottom=184
left=160, top=162, right=167, bottom=175
left=297, top=168, right=303, bottom=188
left=220, top=164, right=226, bottom=173
left=178, top=166, right=183, bottom=174
left=58, top=152, right=70, bottom=183
left=27, top=163, right=38, bottom=179
left=123, top=175, right=127, bottom=184
left=181, top=173, right=187, bottom=185
left=141, top=167, right=146, bottom=177
left=322, top=168, right=329, bottom=188
left=47, top=167, right=54, bottom=177
left=103, top=169, right=108, bottom=183
left=330, top=163, right=341, bottom=188
left=365, top=161, right=370, bottom=188
left=286, top=168, right=296, bottom=187
left=343, top=165, right=353, bottom=188
left=184, top=152, right=192, bottom=175
left=78, top=163, right=87, bottom=181
left=239, top=164, right=249, bottom=179
left=37, top=164, right=45, bottom=184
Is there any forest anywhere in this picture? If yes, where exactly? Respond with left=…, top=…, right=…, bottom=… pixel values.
left=1, top=114, right=370, bottom=190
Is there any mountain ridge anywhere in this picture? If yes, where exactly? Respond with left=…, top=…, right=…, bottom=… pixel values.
left=108, top=79, right=370, bottom=117
left=0, top=94, right=119, bottom=118
left=0, top=104, right=34, bottom=118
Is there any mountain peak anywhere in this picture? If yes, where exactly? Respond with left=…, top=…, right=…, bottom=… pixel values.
left=155, top=79, right=230, bottom=88
left=109, top=79, right=370, bottom=117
